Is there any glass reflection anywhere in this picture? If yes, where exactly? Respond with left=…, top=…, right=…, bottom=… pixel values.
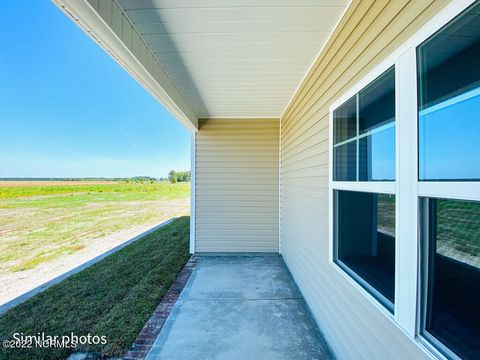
left=424, top=198, right=480, bottom=359
left=359, top=125, right=395, bottom=181
left=419, top=91, right=480, bottom=180
left=336, top=190, right=396, bottom=309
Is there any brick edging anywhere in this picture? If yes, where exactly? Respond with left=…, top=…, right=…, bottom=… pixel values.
left=123, top=256, right=198, bottom=360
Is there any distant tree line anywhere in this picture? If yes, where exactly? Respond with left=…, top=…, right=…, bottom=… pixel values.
left=168, top=170, right=191, bottom=183
left=1, top=174, right=192, bottom=184
left=1, top=177, right=161, bottom=182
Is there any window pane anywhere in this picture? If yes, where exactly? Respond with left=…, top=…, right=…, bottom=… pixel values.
left=335, top=190, right=395, bottom=309
left=417, top=1, right=480, bottom=181
left=332, top=67, right=396, bottom=181
left=334, top=142, right=356, bottom=181
left=359, top=67, right=395, bottom=133
left=423, top=198, right=480, bottom=360
left=419, top=92, right=480, bottom=180
left=333, top=95, right=356, bottom=144
left=359, top=125, right=395, bottom=181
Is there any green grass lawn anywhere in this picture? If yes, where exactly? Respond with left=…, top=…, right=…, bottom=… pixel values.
left=0, top=181, right=190, bottom=273
left=0, top=181, right=189, bottom=200
left=0, top=216, right=190, bottom=360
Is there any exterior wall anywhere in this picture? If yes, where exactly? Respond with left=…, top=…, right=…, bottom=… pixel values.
left=280, top=1, right=450, bottom=359
left=195, top=119, right=279, bottom=253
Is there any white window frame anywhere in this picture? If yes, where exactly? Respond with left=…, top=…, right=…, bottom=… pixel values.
left=329, top=58, right=398, bottom=320
left=328, top=1, right=478, bottom=359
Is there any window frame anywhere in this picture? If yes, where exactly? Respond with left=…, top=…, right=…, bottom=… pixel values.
left=330, top=64, right=398, bottom=316
left=332, top=69, right=396, bottom=182
left=327, top=1, right=479, bottom=359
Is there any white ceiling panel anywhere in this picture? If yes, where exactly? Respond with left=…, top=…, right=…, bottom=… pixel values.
left=120, top=0, right=349, bottom=9
left=117, top=0, right=349, bottom=118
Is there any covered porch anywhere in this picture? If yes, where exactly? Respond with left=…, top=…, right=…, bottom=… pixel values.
left=52, top=0, right=470, bottom=359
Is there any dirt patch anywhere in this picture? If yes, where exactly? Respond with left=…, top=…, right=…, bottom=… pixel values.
left=0, top=197, right=189, bottom=307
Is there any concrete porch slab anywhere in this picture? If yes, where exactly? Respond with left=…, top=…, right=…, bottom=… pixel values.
left=146, top=255, right=334, bottom=360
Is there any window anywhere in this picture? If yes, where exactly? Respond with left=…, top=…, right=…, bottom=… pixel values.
left=332, top=67, right=396, bottom=313
left=335, top=191, right=395, bottom=310
left=330, top=0, right=480, bottom=356
left=417, top=2, right=480, bottom=358
left=421, top=198, right=480, bottom=360
left=417, top=0, right=480, bottom=181
left=333, top=67, right=395, bottom=181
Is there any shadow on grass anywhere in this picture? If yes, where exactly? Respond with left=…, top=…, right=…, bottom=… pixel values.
left=0, top=216, right=190, bottom=360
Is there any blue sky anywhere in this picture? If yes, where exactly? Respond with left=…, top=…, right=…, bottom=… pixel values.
left=0, top=1, right=190, bottom=178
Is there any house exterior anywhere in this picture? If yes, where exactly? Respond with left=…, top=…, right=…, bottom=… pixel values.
left=54, top=1, right=480, bottom=359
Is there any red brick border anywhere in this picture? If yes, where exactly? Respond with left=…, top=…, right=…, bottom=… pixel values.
left=123, top=256, right=198, bottom=360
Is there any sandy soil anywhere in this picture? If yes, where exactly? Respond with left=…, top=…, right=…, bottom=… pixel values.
left=0, top=198, right=189, bottom=307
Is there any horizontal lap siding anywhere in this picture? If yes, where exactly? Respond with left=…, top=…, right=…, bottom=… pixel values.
left=196, top=119, right=279, bottom=252
left=280, top=1, right=450, bottom=359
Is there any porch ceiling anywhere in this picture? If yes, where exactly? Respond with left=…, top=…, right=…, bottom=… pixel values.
left=117, top=0, right=349, bottom=118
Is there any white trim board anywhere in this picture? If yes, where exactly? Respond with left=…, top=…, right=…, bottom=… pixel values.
left=190, top=131, right=196, bottom=254
left=278, top=110, right=283, bottom=254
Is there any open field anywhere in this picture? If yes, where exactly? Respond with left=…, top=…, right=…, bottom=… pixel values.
left=0, top=181, right=190, bottom=305
left=0, top=217, right=190, bottom=359
left=0, top=180, right=189, bottom=198
left=0, top=180, right=118, bottom=187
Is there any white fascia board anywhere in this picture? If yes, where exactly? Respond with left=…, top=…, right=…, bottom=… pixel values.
left=52, top=0, right=198, bottom=130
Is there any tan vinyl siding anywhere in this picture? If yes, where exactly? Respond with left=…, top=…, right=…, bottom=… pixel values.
left=280, top=1, right=450, bottom=359
left=195, top=119, right=279, bottom=253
